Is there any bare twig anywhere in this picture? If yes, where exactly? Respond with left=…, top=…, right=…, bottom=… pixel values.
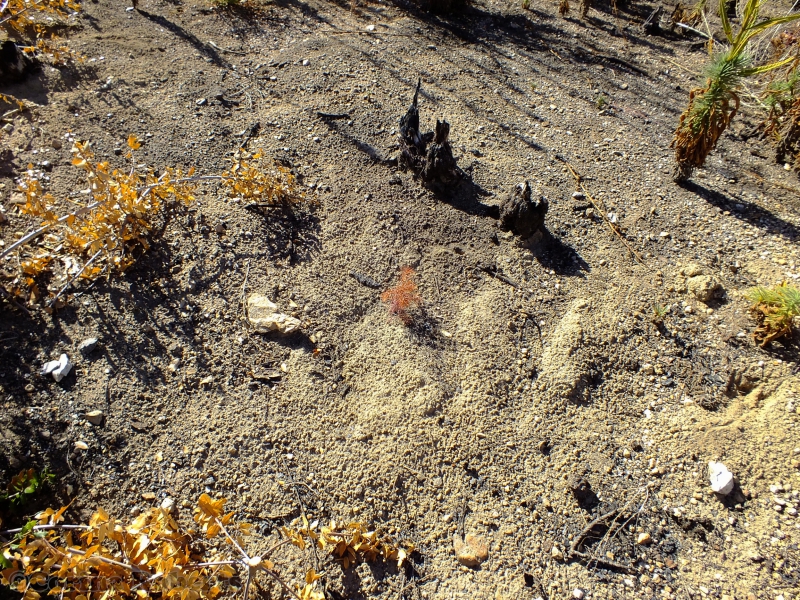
left=675, top=21, right=720, bottom=42
left=207, top=40, right=247, bottom=55
left=567, top=509, right=636, bottom=574
left=0, top=523, right=89, bottom=536
left=47, top=248, right=103, bottom=306
left=556, top=156, right=646, bottom=266
left=240, top=258, right=251, bottom=321
left=0, top=173, right=253, bottom=262
left=317, top=111, right=351, bottom=119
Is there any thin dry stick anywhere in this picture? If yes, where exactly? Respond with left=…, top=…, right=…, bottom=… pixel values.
left=48, top=248, right=103, bottom=306
left=662, top=57, right=700, bottom=76
left=557, top=156, right=646, bottom=266
left=568, top=509, right=636, bottom=573
left=213, top=515, right=301, bottom=600
left=279, top=453, right=322, bottom=574
left=321, top=29, right=416, bottom=37
left=0, top=523, right=89, bottom=536
left=240, top=258, right=251, bottom=321
left=745, top=169, right=800, bottom=197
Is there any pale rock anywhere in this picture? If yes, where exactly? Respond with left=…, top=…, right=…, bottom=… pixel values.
left=160, top=497, right=175, bottom=512
left=78, top=337, right=99, bottom=354
left=550, top=545, right=564, bottom=561
left=682, top=263, right=704, bottom=278
left=708, top=461, right=735, bottom=495
left=637, top=532, right=652, bottom=545
left=247, top=294, right=301, bottom=334
left=42, top=354, right=73, bottom=382
left=85, top=410, right=104, bottom=425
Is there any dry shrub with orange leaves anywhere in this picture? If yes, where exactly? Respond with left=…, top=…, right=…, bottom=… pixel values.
left=381, top=266, right=422, bottom=325
left=0, top=494, right=412, bottom=600
left=282, top=516, right=414, bottom=571
left=0, top=136, right=307, bottom=307
left=1, top=0, right=83, bottom=65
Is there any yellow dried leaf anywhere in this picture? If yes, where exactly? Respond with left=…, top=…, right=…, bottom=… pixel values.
left=127, top=135, right=141, bottom=150
left=305, top=569, right=322, bottom=584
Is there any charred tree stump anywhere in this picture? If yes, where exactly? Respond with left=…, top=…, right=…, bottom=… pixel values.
left=397, top=79, right=461, bottom=190
left=422, top=120, right=460, bottom=189
left=498, top=181, right=548, bottom=238
left=399, top=79, right=431, bottom=174
left=0, top=41, right=37, bottom=84
left=642, top=6, right=662, bottom=35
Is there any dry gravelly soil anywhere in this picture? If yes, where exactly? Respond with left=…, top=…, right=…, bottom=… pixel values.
left=2, top=0, right=800, bottom=598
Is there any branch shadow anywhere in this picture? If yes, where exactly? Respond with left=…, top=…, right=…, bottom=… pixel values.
left=679, top=180, right=800, bottom=242
left=135, top=9, right=231, bottom=68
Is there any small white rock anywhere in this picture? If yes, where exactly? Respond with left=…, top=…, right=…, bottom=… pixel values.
left=160, top=497, right=175, bottom=512
left=42, top=354, right=73, bottom=382
left=708, top=461, right=735, bottom=495
left=74, top=441, right=89, bottom=450
left=573, top=589, right=585, bottom=599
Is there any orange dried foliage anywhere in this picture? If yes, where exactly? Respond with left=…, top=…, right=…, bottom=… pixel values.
left=1, top=0, right=83, bottom=65
left=381, top=266, right=422, bottom=325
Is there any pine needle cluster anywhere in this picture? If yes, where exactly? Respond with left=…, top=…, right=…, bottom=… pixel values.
left=746, top=283, right=800, bottom=346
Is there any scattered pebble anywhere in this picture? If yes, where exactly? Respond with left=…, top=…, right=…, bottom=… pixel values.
left=453, top=533, right=488, bottom=567
left=637, top=532, right=652, bottom=545
left=79, top=337, right=99, bottom=355
left=74, top=441, right=89, bottom=450
left=85, top=410, right=104, bottom=425
left=687, top=274, right=722, bottom=303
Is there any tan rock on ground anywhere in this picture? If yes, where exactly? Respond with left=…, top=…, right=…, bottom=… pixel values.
left=453, top=533, right=488, bottom=567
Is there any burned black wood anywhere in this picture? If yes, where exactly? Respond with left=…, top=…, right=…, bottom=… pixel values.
left=397, top=80, right=461, bottom=189
left=642, top=6, right=662, bottom=35
left=317, top=111, right=350, bottom=120
left=422, top=120, right=460, bottom=189
left=498, top=181, right=548, bottom=239
left=349, top=271, right=381, bottom=289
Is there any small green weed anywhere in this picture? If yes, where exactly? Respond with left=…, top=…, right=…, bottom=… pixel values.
left=596, top=95, right=608, bottom=109
left=1, top=468, right=54, bottom=507
left=652, top=303, right=668, bottom=323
